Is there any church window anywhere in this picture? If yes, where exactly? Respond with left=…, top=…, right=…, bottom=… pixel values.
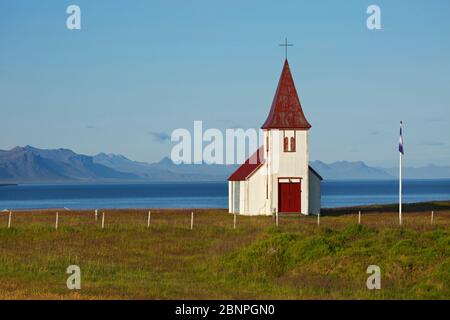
left=290, top=137, right=296, bottom=152
left=283, top=137, right=289, bottom=152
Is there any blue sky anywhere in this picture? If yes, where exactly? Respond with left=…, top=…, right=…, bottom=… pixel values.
left=1, top=0, right=449, bottom=167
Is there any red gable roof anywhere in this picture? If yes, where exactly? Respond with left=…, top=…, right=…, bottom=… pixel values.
left=228, top=146, right=265, bottom=181
left=261, top=59, right=311, bottom=130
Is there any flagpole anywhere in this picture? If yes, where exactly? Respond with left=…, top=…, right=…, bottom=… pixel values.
left=399, top=121, right=403, bottom=226
left=399, top=147, right=402, bottom=226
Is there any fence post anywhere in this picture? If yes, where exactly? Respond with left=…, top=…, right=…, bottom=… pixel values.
left=190, top=211, right=194, bottom=230
left=101, top=212, right=105, bottom=229
left=276, top=211, right=279, bottom=227
left=317, top=212, right=320, bottom=226
left=95, top=209, right=98, bottom=221
left=358, top=211, right=361, bottom=225
left=147, top=211, right=151, bottom=228
left=233, top=212, right=236, bottom=230
left=8, top=211, right=12, bottom=229
left=55, top=211, right=59, bottom=230
left=431, top=211, right=434, bottom=225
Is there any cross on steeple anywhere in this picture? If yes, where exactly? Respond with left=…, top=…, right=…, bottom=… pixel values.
left=279, top=37, right=293, bottom=60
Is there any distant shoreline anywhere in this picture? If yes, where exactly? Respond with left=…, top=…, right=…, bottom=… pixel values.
left=1, top=177, right=450, bottom=186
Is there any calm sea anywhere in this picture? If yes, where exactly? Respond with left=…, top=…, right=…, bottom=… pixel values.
left=0, top=180, right=449, bottom=210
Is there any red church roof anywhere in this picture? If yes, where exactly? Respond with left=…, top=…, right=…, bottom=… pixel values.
left=261, top=59, right=311, bottom=130
left=228, top=146, right=265, bottom=181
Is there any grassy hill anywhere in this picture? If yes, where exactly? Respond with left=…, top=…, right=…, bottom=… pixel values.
left=0, top=203, right=449, bottom=299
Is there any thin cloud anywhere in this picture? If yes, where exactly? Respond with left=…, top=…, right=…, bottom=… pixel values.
left=425, top=118, right=448, bottom=123
left=422, top=141, right=445, bottom=147
left=85, top=125, right=95, bottom=129
left=148, top=131, right=171, bottom=143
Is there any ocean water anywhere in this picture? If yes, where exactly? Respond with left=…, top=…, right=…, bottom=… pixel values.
left=0, top=180, right=449, bottom=210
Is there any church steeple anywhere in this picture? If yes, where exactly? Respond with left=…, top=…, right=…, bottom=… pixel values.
left=261, top=59, right=311, bottom=130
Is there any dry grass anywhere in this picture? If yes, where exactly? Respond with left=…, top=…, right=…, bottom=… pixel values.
left=0, top=205, right=449, bottom=300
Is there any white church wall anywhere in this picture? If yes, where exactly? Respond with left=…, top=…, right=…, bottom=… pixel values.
left=247, top=167, right=270, bottom=215
left=233, top=181, right=241, bottom=213
left=239, top=181, right=246, bottom=214
left=228, top=181, right=233, bottom=213
left=228, top=181, right=243, bottom=214
left=228, top=181, right=235, bottom=214
left=308, top=169, right=321, bottom=215
left=267, top=129, right=310, bottom=215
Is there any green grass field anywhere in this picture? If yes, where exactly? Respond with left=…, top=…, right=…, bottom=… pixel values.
left=0, top=202, right=449, bottom=299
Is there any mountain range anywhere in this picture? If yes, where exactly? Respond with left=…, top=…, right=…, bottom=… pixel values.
left=1, top=146, right=449, bottom=183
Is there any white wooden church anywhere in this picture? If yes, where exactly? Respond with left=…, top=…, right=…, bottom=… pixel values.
left=228, top=58, right=322, bottom=216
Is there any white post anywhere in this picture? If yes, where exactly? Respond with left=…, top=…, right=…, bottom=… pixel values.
left=317, top=213, right=320, bottom=226
left=190, top=211, right=194, bottom=230
left=55, top=211, right=59, bottom=230
left=399, top=151, right=403, bottom=226
left=233, top=212, right=236, bottom=230
left=8, top=211, right=12, bottom=229
left=276, top=211, right=279, bottom=227
left=95, top=209, right=98, bottom=221
left=431, top=211, right=434, bottom=225
left=358, top=211, right=361, bottom=225
left=101, top=212, right=105, bottom=229
left=147, top=211, right=151, bottom=228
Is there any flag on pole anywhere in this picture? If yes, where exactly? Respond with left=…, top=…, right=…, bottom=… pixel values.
left=399, top=121, right=404, bottom=226
left=399, top=121, right=404, bottom=155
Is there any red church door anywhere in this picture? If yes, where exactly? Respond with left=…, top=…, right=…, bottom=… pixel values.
left=278, top=181, right=301, bottom=213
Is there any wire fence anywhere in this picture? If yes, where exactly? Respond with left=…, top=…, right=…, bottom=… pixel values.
left=1, top=208, right=449, bottom=232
